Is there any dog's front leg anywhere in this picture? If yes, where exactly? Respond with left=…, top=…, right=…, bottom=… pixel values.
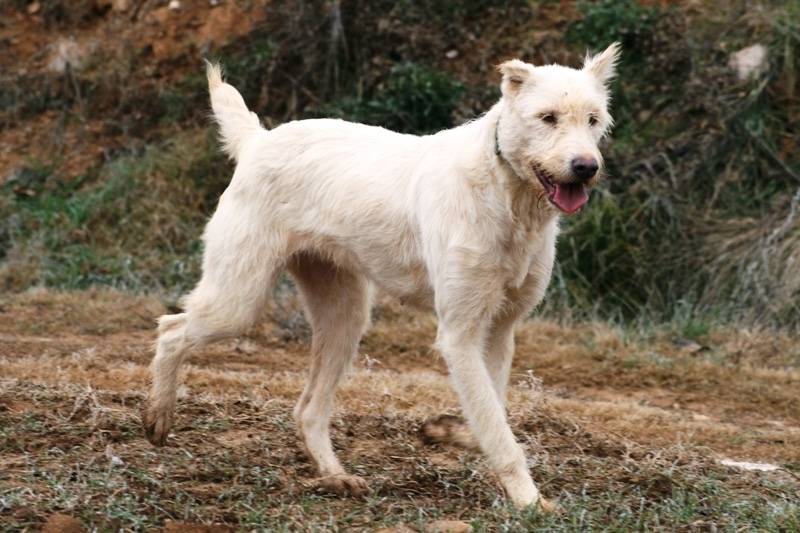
left=433, top=260, right=542, bottom=509
left=420, top=316, right=515, bottom=451
left=436, top=318, right=540, bottom=508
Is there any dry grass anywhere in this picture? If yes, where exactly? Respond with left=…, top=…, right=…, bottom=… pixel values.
left=0, top=289, right=798, bottom=530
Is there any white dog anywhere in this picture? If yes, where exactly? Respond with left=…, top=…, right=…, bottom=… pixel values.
left=144, top=43, right=620, bottom=511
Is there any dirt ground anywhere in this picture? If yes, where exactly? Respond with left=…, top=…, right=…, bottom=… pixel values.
left=0, top=289, right=798, bottom=531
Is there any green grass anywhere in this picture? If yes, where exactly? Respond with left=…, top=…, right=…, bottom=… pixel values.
left=0, top=130, right=227, bottom=295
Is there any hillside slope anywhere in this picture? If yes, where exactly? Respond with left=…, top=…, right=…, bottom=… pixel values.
left=2, top=0, right=798, bottom=325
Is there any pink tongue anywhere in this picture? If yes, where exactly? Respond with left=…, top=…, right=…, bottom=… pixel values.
left=552, top=183, right=589, bottom=214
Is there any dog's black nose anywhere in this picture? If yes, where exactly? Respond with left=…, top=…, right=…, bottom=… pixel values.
left=571, top=156, right=599, bottom=182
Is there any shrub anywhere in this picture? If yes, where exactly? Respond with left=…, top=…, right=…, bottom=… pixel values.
left=320, top=63, right=465, bottom=134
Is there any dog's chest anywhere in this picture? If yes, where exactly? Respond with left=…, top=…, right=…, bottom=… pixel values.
left=505, top=219, right=557, bottom=290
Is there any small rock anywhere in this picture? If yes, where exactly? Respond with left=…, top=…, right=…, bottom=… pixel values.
left=720, top=459, right=780, bottom=472
left=27, top=1, right=41, bottom=14
left=105, top=443, right=124, bottom=467
left=672, top=337, right=708, bottom=354
left=235, top=339, right=259, bottom=355
left=42, top=514, right=84, bottom=533
left=168, top=0, right=181, bottom=10
left=425, top=520, right=472, bottom=533
left=445, top=49, right=458, bottom=59
left=729, top=44, right=768, bottom=81
left=162, top=521, right=236, bottom=533
left=176, top=384, right=189, bottom=399
left=47, top=37, right=93, bottom=74
left=376, top=525, right=416, bottom=533
left=112, top=0, right=131, bottom=11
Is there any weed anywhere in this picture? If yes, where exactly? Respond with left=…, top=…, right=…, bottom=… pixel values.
left=156, top=73, right=209, bottom=125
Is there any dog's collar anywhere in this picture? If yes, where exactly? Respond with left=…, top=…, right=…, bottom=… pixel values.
left=494, top=116, right=503, bottom=158
left=494, top=117, right=532, bottom=188
left=494, top=116, right=519, bottom=179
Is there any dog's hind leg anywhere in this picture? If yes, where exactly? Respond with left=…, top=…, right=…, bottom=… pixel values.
left=288, top=252, right=372, bottom=497
left=143, top=219, right=289, bottom=446
left=142, top=312, right=192, bottom=446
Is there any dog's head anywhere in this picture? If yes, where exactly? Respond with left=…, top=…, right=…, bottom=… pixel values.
left=496, top=43, right=620, bottom=215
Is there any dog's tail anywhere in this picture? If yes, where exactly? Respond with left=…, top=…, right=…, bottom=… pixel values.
left=206, top=61, right=262, bottom=161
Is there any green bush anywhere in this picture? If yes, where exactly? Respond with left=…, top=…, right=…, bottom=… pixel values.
left=320, top=63, right=465, bottom=134
left=566, top=0, right=661, bottom=63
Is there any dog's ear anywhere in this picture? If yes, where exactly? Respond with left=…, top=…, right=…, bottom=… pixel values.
left=583, top=42, right=621, bottom=85
left=498, top=59, right=534, bottom=95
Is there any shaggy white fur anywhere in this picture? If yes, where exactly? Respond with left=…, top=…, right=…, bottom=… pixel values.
left=143, top=43, right=620, bottom=510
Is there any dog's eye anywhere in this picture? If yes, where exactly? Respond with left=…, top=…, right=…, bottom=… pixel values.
left=588, top=115, right=598, bottom=126
left=541, top=114, right=558, bottom=126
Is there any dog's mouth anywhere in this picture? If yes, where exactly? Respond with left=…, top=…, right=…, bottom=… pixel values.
left=533, top=163, right=589, bottom=215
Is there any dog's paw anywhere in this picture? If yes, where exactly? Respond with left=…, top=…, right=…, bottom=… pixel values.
left=536, top=497, right=561, bottom=514
left=142, top=402, right=174, bottom=446
left=310, top=474, right=370, bottom=497
left=420, top=414, right=479, bottom=450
